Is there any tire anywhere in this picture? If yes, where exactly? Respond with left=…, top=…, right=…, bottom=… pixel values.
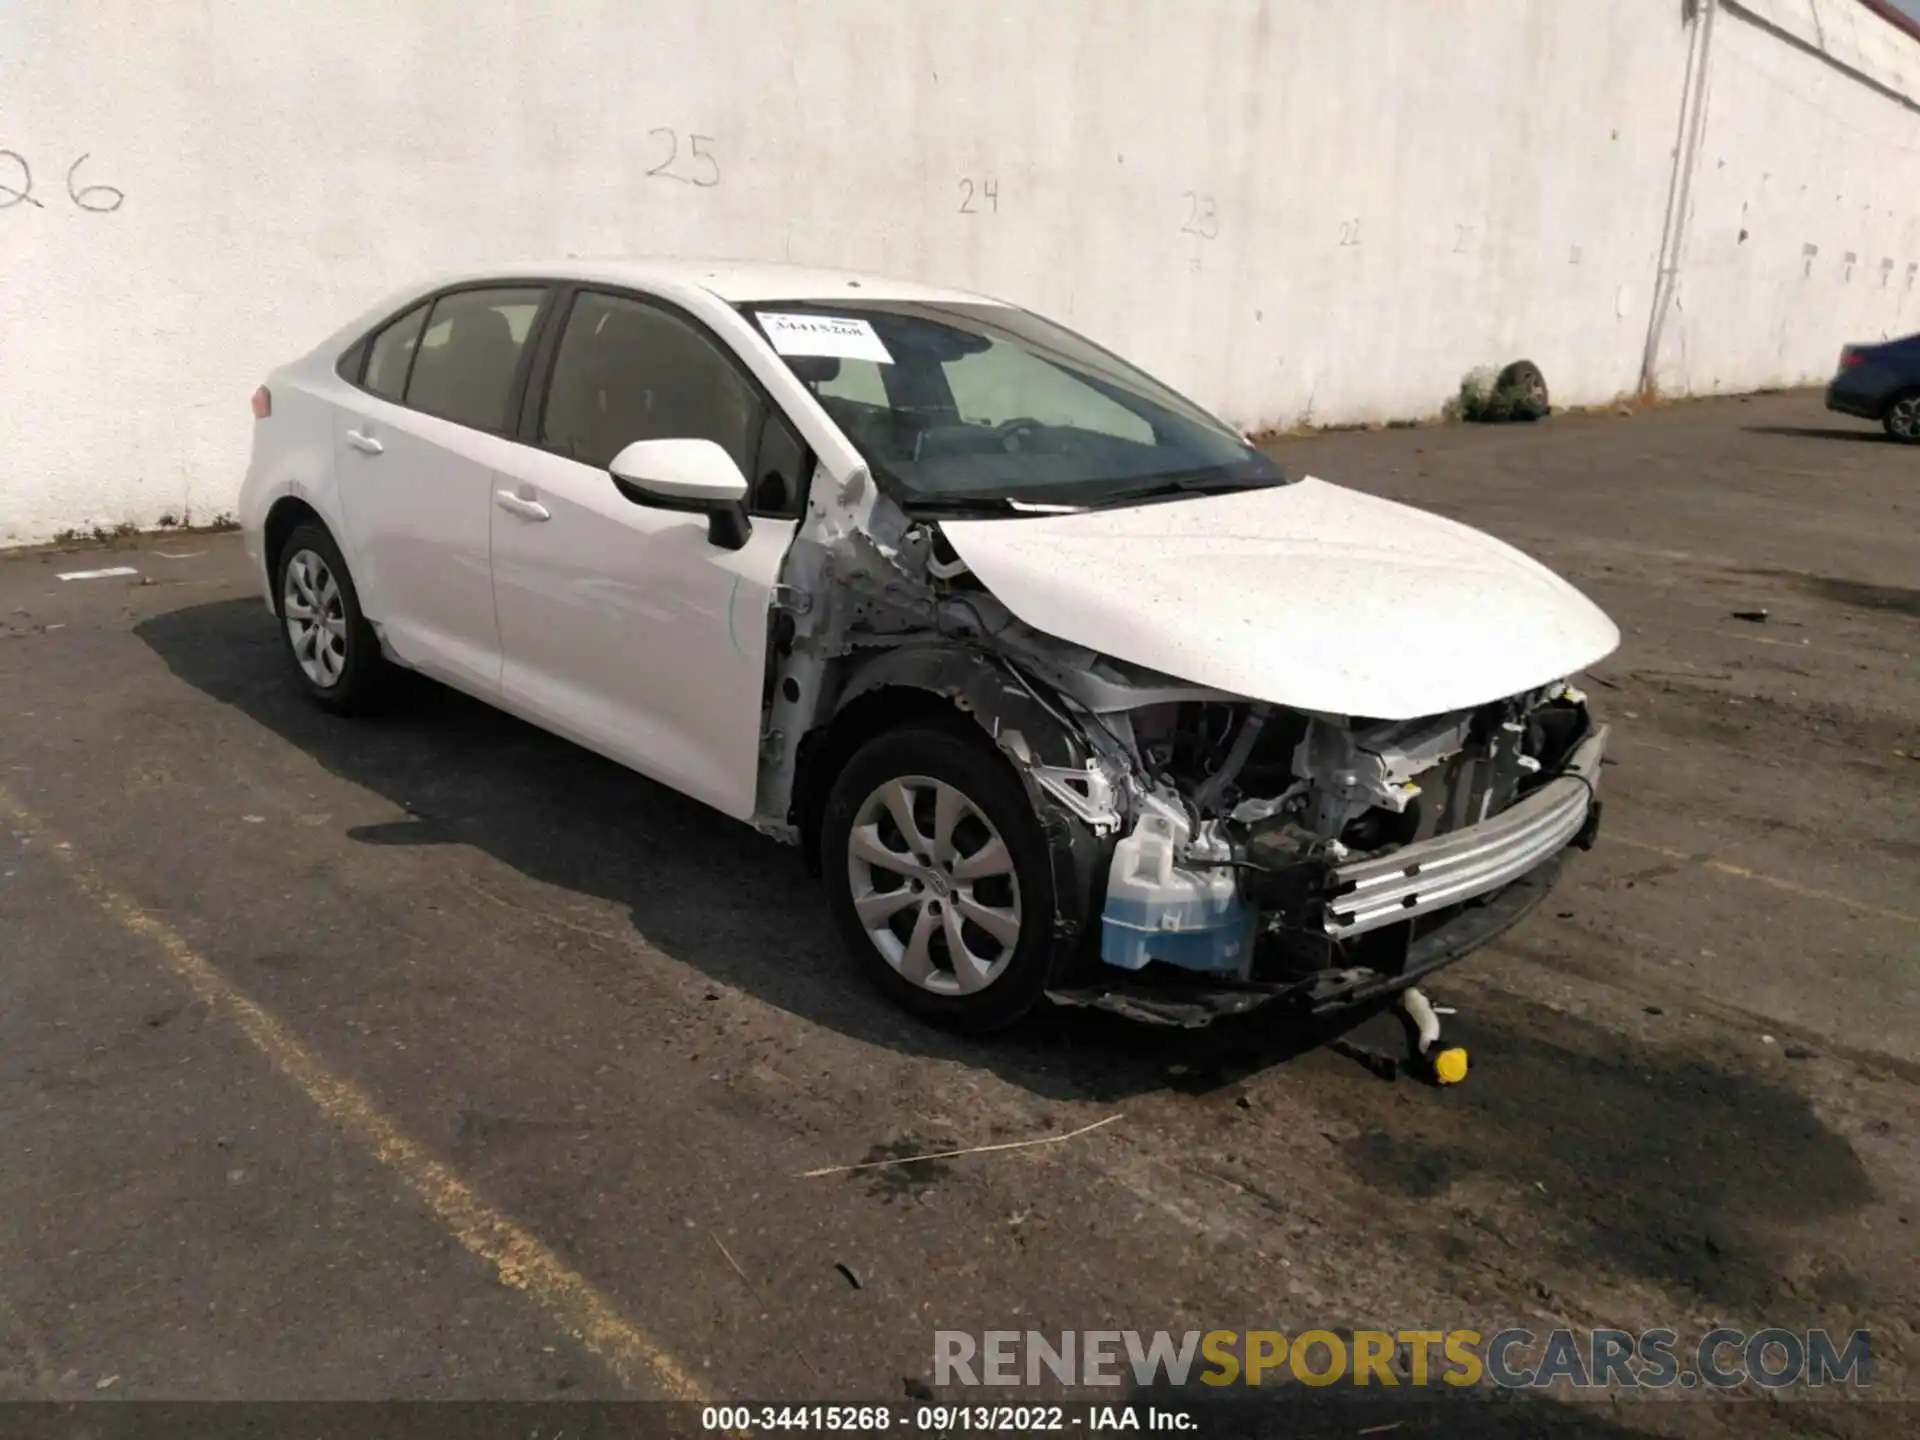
left=1497, top=360, right=1551, bottom=422
left=821, top=717, right=1059, bottom=1031
left=272, top=521, right=392, bottom=713
left=1883, top=389, right=1920, bottom=444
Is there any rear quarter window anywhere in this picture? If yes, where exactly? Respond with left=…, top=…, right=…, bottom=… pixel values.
left=362, top=303, right=429, bottom=402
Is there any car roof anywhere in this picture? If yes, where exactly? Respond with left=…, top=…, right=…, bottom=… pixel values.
left=419, top=258, right=1007, bottom=308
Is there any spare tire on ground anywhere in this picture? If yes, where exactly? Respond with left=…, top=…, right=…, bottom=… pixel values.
left=1495, top=360, right=1551, bottom=422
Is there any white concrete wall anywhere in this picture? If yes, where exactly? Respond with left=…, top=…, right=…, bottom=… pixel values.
left=1658, top=0, right=1920, bottom=392
left=1, top=0, right=1916, bottom=544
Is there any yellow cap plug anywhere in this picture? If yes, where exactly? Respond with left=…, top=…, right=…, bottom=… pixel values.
left=1432, top=1047, right=1470, bottom=1085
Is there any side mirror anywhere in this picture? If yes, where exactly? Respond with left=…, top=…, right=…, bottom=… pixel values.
left=608, top=438, right=753, bottom=550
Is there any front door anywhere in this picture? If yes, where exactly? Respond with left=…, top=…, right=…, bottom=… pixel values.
left=489, top=289, right=811, bottom=820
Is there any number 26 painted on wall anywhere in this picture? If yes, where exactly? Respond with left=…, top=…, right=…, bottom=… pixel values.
left=0, top=151, right=125, bottom=212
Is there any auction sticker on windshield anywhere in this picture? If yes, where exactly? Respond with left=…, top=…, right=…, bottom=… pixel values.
left=756, top=312, right=894, bottom=364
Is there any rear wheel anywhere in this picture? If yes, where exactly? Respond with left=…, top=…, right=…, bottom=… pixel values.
left=1883, top=390, right=1920, bottom=443
left=274, top=521, right=391, bottom=713
left=821, top=719, right=1058, bottom=1031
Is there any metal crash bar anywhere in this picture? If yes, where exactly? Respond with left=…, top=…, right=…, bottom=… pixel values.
left=1325, top=725, right=1608, bottom=937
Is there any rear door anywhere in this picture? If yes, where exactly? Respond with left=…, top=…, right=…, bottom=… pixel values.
left=488, top=287, right=812, bottom=819
left=332, top=284, right=551, bottom=697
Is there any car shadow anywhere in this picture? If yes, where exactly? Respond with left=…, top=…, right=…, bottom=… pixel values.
left=134, top=597, right=1371, bottom=1099
left=1743, top=424, right=1892, bottom=444
left=136, top=598, right=1881, bottom=1322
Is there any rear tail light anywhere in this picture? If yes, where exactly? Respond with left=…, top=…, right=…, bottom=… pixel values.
left=251, top=385, right=272, bottom=419
left=1839, top=347, right=1863, bottom=369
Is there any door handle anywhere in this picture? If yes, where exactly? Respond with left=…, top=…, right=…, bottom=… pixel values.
left=495, top=489, right=551, bottom=522
left=345, top=429, right=384, bottom=455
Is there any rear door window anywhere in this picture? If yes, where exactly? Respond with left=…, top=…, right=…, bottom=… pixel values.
left=403, top=287, right=547, bottom=433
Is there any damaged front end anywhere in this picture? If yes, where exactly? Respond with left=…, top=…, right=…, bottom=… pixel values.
left=758, top=468, right=1606, bottom=1029
left=1052, top=681, right=1607, bottom=1026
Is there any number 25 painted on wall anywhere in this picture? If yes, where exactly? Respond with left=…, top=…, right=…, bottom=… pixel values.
left=646, top=130, right=720, bottom=187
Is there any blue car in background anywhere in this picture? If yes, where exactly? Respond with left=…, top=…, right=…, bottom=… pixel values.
left=1825, top=332, right=1920, bottom=443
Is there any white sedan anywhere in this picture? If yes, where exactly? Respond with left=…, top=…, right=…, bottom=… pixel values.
left=239, top=260, right=1617, bottom=1036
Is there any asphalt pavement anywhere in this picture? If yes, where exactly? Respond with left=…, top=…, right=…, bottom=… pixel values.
left=0, top=391, right=1913, bottom=1437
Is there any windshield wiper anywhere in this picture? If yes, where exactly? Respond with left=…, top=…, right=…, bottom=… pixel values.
left=900, top=471, right=1279, bottom=518
left=905, top=496, right=1098, bottom=519
left=1092, top=470, right=1285, bottom=506
left=899, top=496, right=1024, bottom=517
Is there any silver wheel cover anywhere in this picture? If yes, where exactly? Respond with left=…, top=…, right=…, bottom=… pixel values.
left=847, top=775, right=1022, bottom=996
left=1889, top=396, right=1920, bottom=440
left=283, top=549, right=349, bottom=688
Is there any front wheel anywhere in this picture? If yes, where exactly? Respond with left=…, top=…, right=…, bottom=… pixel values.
left=1883, top=390, right=1920, bottom=443
left=821, top=719, right=1059, bottom=1031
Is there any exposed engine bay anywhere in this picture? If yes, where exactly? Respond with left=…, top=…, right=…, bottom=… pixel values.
left=932, top=579, right=1604, bottom=1020
left=1089, top=676, right=1599, bottom=985
left=756, top=465, right=1608, bottom=1026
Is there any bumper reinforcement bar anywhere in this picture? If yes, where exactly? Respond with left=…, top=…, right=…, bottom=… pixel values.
left=1325, top=724, right=1608, bottom=938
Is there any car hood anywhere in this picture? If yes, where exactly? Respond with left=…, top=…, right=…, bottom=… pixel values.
left=937, top=478, right=1620, bottom=720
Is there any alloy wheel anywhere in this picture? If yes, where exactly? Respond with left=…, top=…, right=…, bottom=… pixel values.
left=283, top=548, right=349, bottom=687
left=846, top=775, right=1023, bottom=996
left=1889, top=395, right=1920, bottom=442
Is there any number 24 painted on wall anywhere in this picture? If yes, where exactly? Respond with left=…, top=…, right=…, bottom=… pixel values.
left=0, top=151, right=124, bottom=212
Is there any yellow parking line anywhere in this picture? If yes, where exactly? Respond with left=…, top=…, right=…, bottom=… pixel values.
left=1610, top=834, right=1917, bottom=927
left=0, top=784, right=708, bottom=1402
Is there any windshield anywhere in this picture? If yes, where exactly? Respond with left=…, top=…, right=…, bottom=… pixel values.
left=740, top=300, right=1287, bottom=510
